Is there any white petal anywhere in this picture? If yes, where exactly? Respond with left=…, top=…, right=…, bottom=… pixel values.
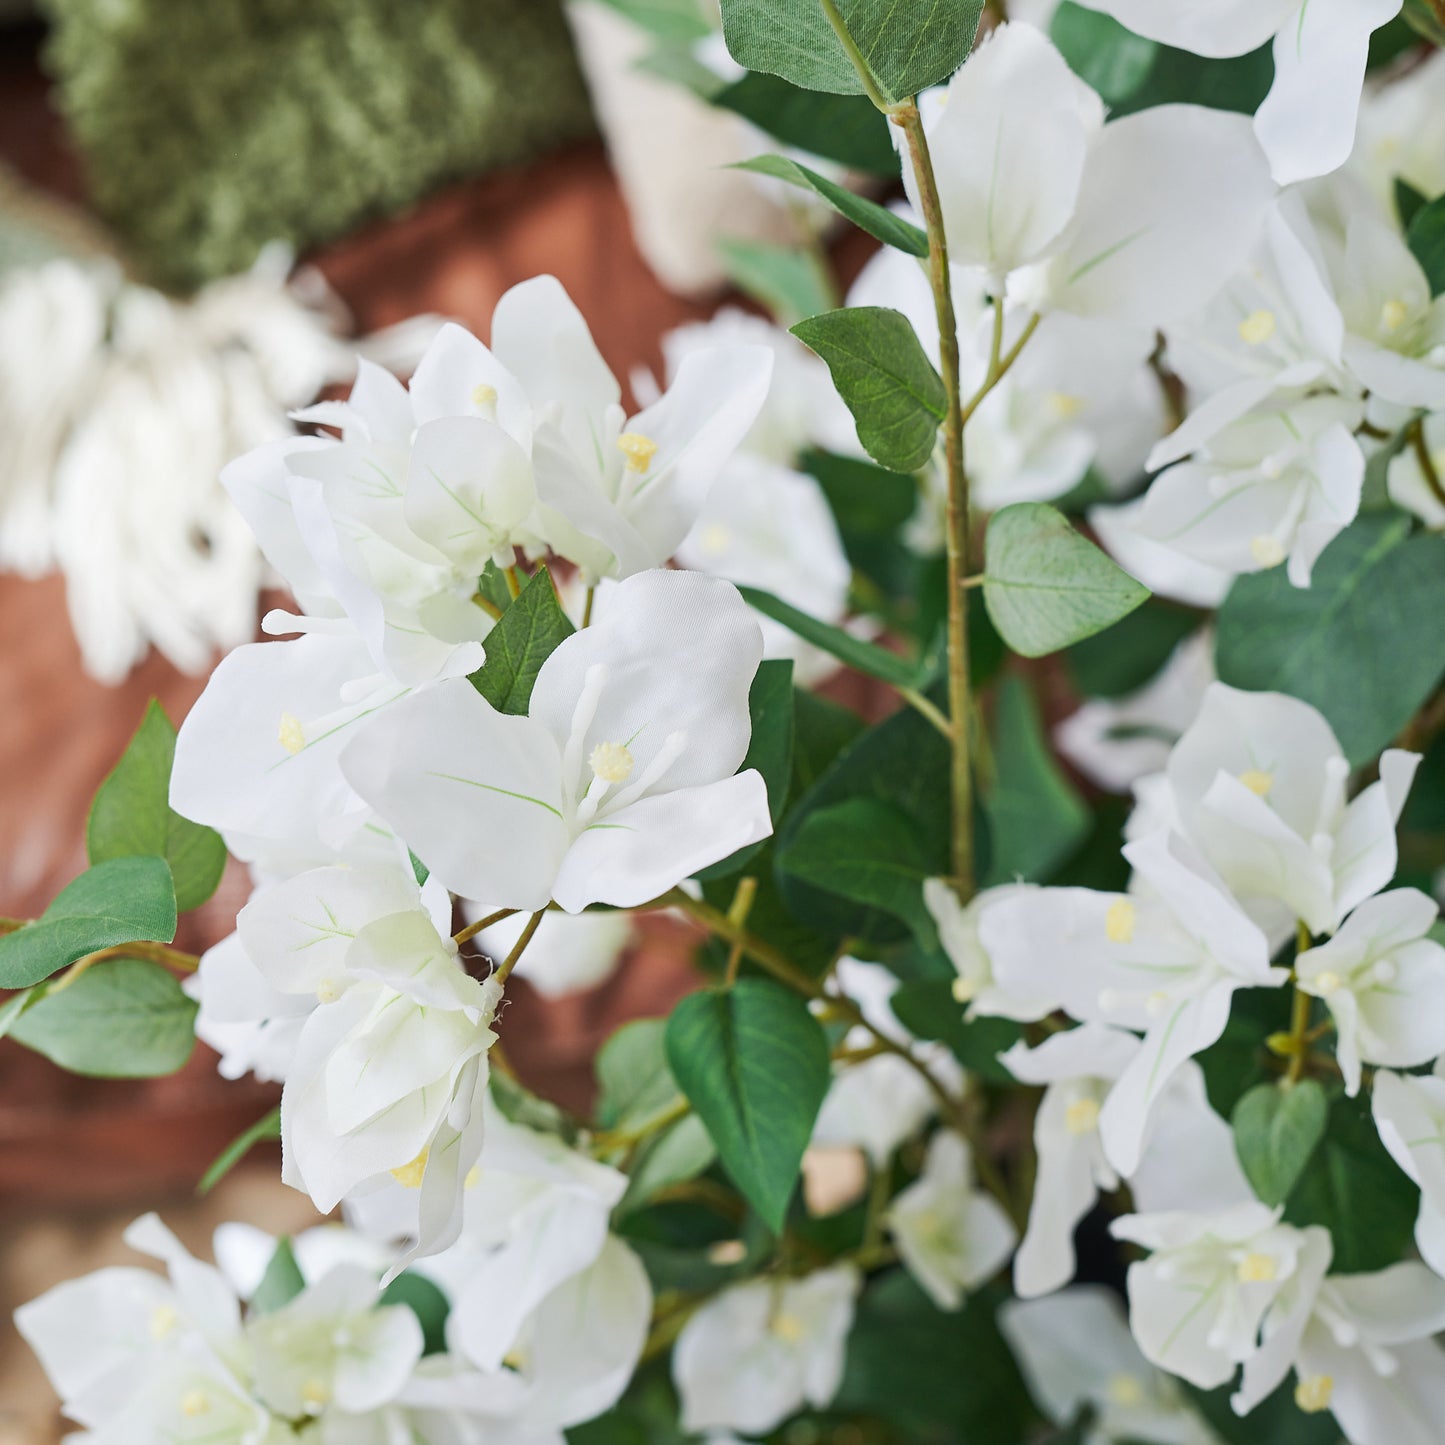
left=1063, top=0, right=1298, bottom=56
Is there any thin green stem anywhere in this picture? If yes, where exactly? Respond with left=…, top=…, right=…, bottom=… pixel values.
left=454, top=907, right=518, bottom=947
left=494, top=909, right=545, bottom=985
left=581, top=585, right=596, bottom=628
left=1286, top=920, right=1314, bottom=1086
left=896, top=99, right=974, bottom=898
left=503, top=565, right=522, bottom=600
left=591, top=1095, right=692, bottom=1154
left=959, top=312, right=1041, bottom=427
left=723, top=875, right=759, bottom=989
left=898, top=687, right=952, bottom=740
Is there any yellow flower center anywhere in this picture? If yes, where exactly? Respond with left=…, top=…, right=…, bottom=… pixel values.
left=1238, top=769, right=1274, bottom=798
left=180, top=1390, right=211, bottom=1418
left=390, top=1147, right=429, bottom=1189
left=302, top=1378, right=331, bottom=1411
left=1294, top=1374, right=1334, bottom=1413
left=150, top=1304, right=179, bottom=1341
left=771, top=1312, right=806, bottom=1343
left=951, top=975, right=978, bottom=1005
left=1105, top=899, right=1136, bottom=945
left=464, top=1164, right=482, bottom=1190
left=589, top=740, right=635, bottom=784
left=1236, top=1251, right=1278, bottom=1284
left=471, top=382, right=498, bottom=408
left=617, top=431, right=659, bottom=473
left=1380, top=298, right=1410, bottom=332
left=1249, top=535, right=1286, bottom=568
left=1107, top=1373, right=1145, bottom=1407
left=1048, top=391, right=1087, bottom=420
left=278, top=712, right=306, bottom=756
left=1238, top=310, right=1277, bottom=346
left=315, top=977, right=342, bottom=1005
left=1313, top=970, right=1342, bottom=995
left=1065, top=1097, right=1101, bottom=1136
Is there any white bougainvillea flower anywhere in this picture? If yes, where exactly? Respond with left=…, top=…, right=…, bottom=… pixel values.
left=1372, top=1067, right=1445, bottom=1279
left=907, top=24, right=1273, bottom=326
left=906, top=23, right=1104, bottom=279
left=1296, top=889, right=1445, bottom=1095
left=342, top=569, right=772, bottom=912
left=1088, top=497, right=1232, bottom=610
left=1164, top=682, right=1419, bottom=935
left=1002, top=1024, right=1142, bottom=1299
left=981, top=831, right=1283, bottom=1174
left=1134, top=393, right=1365, bottom=588
left=1056, top=630, right=1214, bottom=795
left=1387, top=411, right=1445, bottom=528
left=1068, top=0, right=1402, bottom=185
left=1331, top=213, right=1445, bottom=412
left=924, top=879, right=1055, bottom=1023
left=1350, top=49, right=1445, bottom=214
left=238, top=862, right=501, bottom=1268
left=1114, top=1203, right=1327, bottom=1389
left=1000, top=1286, right=1223, bottom=1445
left=812, top=958, right=964, bottom=1166
left=491, top=276, right=772, bottom=582
left=672, top=1265, right=860, bottom=1435
left=675, top=453, right=852, bottom=686
left=887, top=1131, right=1017, bottom=1310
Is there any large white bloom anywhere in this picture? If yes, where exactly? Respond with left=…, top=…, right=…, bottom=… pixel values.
left=924, top=879, right=1054, bottom=1023
left=342, top=569, right=772, bottom=912
left=1000, top=1286, right=1224, bottom=1445
left=980, top=831, right=1284, bottom=1174
left=672, top=1265, right=860, bottom=1435
left=1372, top=1066, right=1445, bottom=1279
left=1163, top=682, right=1419, bottom=935
left=1114, top=1203, right=1328, bottom=1389
left=237, top=862, right=501, bottom=1268
left=1067, top=0, right=1403, bottom=185
left=1296, top=888, right=1445, bottom=1095
left=886, top=1131, right=1017, bottom=1310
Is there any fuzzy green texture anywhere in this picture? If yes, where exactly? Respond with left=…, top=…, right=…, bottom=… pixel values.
left=40, top=0, right=595, bottom=292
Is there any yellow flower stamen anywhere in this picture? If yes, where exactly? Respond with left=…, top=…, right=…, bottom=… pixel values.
left=617, top=432, right=659, bottom=473
left=1105, top=899, right=1136, bottom=945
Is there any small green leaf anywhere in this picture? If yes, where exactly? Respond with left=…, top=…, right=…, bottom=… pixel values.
left=983, top=503, right=1150, bottom=658
left=594, top=0, right=712, bottom=43
left=792, top=307, right=947, bottom=473
left=734, top=155, right=927, bottom=255
left=0, top=987, right=37, bottom=1042
left=1231, top=1080, right=1328, bottom=1207
left=1215, top=514, right=1445, bottom=765
left=791, top=688, right=866, bottom=795
left=1406, top=192, right=1445, bottom=298
left=738, top=585, right=923, bottom=688
left=199, top=1107, right=282, bottom=1195
left=596, top=1018, right=685, bottom=1131
left=251, top=1237, right=307, bottom=1314
left=716, top=235, right=836, bottom=325
left=1049, top=2, right=1158, bottom=106
left=87, top=700, right=226, bottom=913
left=776, top=796, right=938, bottom=949
left=379, top=1272, right=451, bottom=1356
left=9, top=958, right=198, bottom=1077
left=719, top=0, right=983, bottom=105
left=618, top=1114, right=718, bottom=1215
left=889, top=979, right=1023, bottom=1083
left=802, top=448, right=917, bottom=536
left=665, top=978, right=830, bottom=1231
left=697, top=660, right=795, bottom=881
left=469, top=565, right=574, bottom=715
left=0, top=857, right=177, bottom=990
left=985, top=675, right=1090, bottom=885
left=712, top=72, right=899, bottom=175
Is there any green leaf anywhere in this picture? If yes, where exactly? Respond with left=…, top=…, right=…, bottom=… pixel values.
left=738, top=585, right=922, bottom=688
left=697, top=660, right=795, bottom=881
left=618, top=1114, right=718, bottom=1215
left=777, top=703, right=952, bottom=945
left=716, top=235, right=835, bottom=325
left=1066, top=602, right=1201, bottom=699
left=594, top=0, right=712, bottom=43
left=664, top=978, right=830, bottom=1231
left=597, top=1019, right=684, bottom=1131
left=711, top=71, right=899, bottom=175
left=776, top=795, right=939, bottom=949
left=1049, top=2, right=1157, bottom=106
left=490, top=1069, right=578, bottom=1141
left=1284, top=1091, right=1420, bottom=1272
left=0, top=987, right=38, bottom=1042
left=792, top=307, right=946, bottom=473
left=791, top=688, right=866, bottom=795
left=199, top=1107, right=282, bottom=1195
left=1396, top=176, right=1429, bottom=232
left=983, top=503, right=1150, bottom=658
left=835, top=1275, right=1032, bottom=1441
left=803, top=448, right=917, bottom=536
left=0, top=857, right=177, bottom=989
left=1406, top=192, right=1445, bottom=298
left=251, top=1237, right=307, bottom=1314
left=985, top=675, right=1089, bottom=885
left=1215, top=514, right=1445, bottom=765
left=379, top=1271, right=451, bottom=1356
left=86, top=701, right=226, bottom=913
left=1231, top=1080, right=1328, bottom=1207
left=469, top=565, right=575, bottom=715
left=9, top=958, right=198, bottom=1077
left=890, top=979, right=1023, bottom=1083
left=734, top=155, right=927, bottom=255
left=719, top=0, right=984, bottom=105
